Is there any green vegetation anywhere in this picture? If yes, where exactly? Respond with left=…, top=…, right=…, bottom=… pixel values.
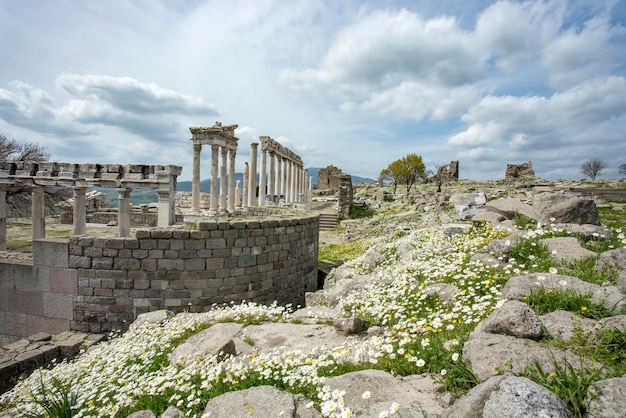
left=318, top=240, right=369, bottom=263
left=525, top=287, right=615, bottom=320
left=348, top=203, right=375, bottom=219
left=379, top=153, right=426, bottom=194
left=598, top=204, right=626, bottom=229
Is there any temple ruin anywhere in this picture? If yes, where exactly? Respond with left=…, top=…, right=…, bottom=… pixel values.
left=318, top=165, right=343, bottom=190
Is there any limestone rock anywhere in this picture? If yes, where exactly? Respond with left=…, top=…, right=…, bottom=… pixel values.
left=596, top=248, right=626, bottom=293
left=324, top=369, right=450, bottom=417
left=482, top=375, right=572, bottom=418
left=448, top=374, right=572, bottom=418
left=291, top=305, right=341, bottom=324
left=471, top=211, right=506, bottom=224
left=462, top=331, right=592, bottom=382
left=586, top=377, right=626, bottom=418
left=161, top=406, right=184, bottom=418
left=533, top=192, right=600, bottom=225
left=553, top=223, right=612, bottom=241
left=203, top=385, right=320, bottom=418
left=129, top=310, right=175, bottom=331
left=242, top=323, right=348, bottom=354
left=501, top=274, right=599, bottom=302
left=126, top=411, right=156, bottom=418
left=423, top=283, right=459, bottom=304
left=597, top=315, right=626, bottom=332
left=591, top=285, right=625, bottom=314
left=442, top=223, right=472, bottom=235
left=475, top=300, right=543, bottom=340
left=471, top=252, right=504, bottom=267
left=485, top=197, right=537, bottom=220
left=539, top=310, right=598, bottom=342
left=334, top=317, right=366, bottom=334
left=540, top=237, right=597, bottom=262
left=168, top=323, right=242, bottom=366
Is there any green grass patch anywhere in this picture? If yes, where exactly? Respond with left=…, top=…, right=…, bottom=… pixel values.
left=318, top=240, right=368, bottom=263
left=556, top=257, right=618, bottom=287
left=7, top=239, right=31, bottom=252
left=525, top=287, right=615, bottom=320
left=348, top=203, right=375, bottom=219
left=598, top=204, right=626, bottom=229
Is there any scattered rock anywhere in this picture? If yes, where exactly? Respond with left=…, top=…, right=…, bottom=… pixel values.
left=485, top=197, right=536, bottom=221
left=423, top=283, right=459, bottom=304
left=540, top=237, right=597, bottom=262
left=533, top=192, right=600, bottom=225
left=475, top=300, right=543, bottom=340
left=129, top=310, right=175, bottom=331
left=334, top=317, right=366, bottom=334
left=539, top=310, right=598, bottom=342
left=168, top=323, right=242, bottom=366
left=586, top=376, right=626, bottom=418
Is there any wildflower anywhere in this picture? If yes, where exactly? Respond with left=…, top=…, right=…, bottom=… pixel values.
left=390, top=402, right=399, bottom=413
left=452, top=353, right=459, bottom=362
left=362, top=391, right=371, bottom=400
left=581, top=306, right=588, bottom=312
left=416, top=359, right=425, bottom=367
left=440, top=369, right=447, bottom=376
left=559, top=279, right=567, bottom=286
left=420, top=338, right=430, bottom=348
left=549, top=267, right=558, bottom=274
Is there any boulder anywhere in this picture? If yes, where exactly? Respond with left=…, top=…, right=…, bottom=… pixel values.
left=540, top=237, right=597, bottom=262
left=161, top=407, right=184, bottom=418
left=586, top=377, right=626, bottom=418
left=596, top=248, right=626, bottom=293
left=448, top=374, right=572, bottom=418
left=126, top=412, right=156, bottom=418
left=485, top=197, right=536, bottom=220
left=501, top=274, right=599, bottom=302
left=129, top=310, right=175, bottom=331
left=168, top=323, right=242, bottom=366
left=553, top=223, right=612, bottom=241
left=471, top=211, right=506, bottom=224
left=241, top=323, right=348, bottom=354
left=442, top=223, right=472, bottom=235
left=533, top=192, right=600, bottom=225
left=597, top=315, right=626, bottom=332
left=203, top=385, right=319, bottom=418
left=470, top=252, right=504, bottom=268
left=539, top=310, right=598, bottom=342
left=423, top=283, right=459, bottom=304
left=591, top=285, right=625, bottom=314
left=475, top=300, right=543, bottom=340
left=324, top=369, right=450, bottom=417
left=334, top=317, right=366, bottom=334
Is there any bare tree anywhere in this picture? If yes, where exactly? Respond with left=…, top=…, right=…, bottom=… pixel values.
left=579, top=158, right=607, bottom=181
left=0, top=133, right=69, bottom=216
left=619, top=163, right=626, bottom=176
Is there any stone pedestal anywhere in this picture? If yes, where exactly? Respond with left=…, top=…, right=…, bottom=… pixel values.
left=117, top=188, right=132, bottom=237
left=157, top=190, right=173, bottom=227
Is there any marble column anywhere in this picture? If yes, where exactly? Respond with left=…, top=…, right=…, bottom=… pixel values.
left=157, top=189, right=173, bottom=227
left=259, top=149, right=267, bottom=206
left=0, top=184, right=6, bottom=250
left=248, top=143, right=258, bottom=207
left=235, top=180, right=241, bottom=208
left=227, top=149, right=236, bottom=213
left=191, top=143, right=202, bottom=213
left=276, top=155, right=282, bottom=203
left=242, top=162, right=249, bottom=207
left=72, top=186, right=88, bottom=236
left=219, top=146, right=228, bottom=214
left=283, top=159, right=288, bottom=201
left=209, top=144, right=219, bottom=216
left=304, top=169, right=309, bottom=201
left=32, top=185, right=45, bottom=240
left=285, top=161, right=291, bottom=203
left=291, top=163, right=297, bottom=204
left=267, top=152, right=275, bottom=204
left=308, top=175, right=313, bottom=201
left=117, top=187, right=132, bottom=237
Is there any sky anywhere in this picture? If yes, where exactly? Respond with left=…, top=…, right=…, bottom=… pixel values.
left=1, top=0, right=625, bottom=182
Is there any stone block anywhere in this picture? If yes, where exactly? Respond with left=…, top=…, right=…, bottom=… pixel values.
left=185, top=259, right=206, bottom=271
left=84, top=247, right=103, bottom=258
left=139, top=239, right=158, bottom=250
left=49, top=268, right=78, bottom=296
left=190, top=231, right=211, bottom=239
left=92, top=258, right=114, bottom=269
left=8, top=289, right=43, bottom=316
left=26, top=315, right=69, bottom=336
left=134, top=280, right=150, bottom=290
left=32, top=239, right=69, bottom=268
left=198, top=222, right=217, bottom=231
left=178, top=250, right=197, bottom=259
left=165, top=298, right=182, bottom=307
left=102, top=248, right=119, bottom=257
left=43, top=293, right=73, bottom=320
left=114, top=258, right=141, bottom=271
left=158, top=259, right=184, bottom=271
left=238, top=255, right=257, bottom=268
left=69, top=256, right=92, bottom=269
left=141, top=259, right=157, bottom=271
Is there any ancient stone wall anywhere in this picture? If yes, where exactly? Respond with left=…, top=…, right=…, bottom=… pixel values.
left=318, top=166, right=343, bottom=191
left=338, top=174, right=353, bottom=219
left=505, top=161, right=535, bottom=179
left=176, top=192, right=211, bottom=210
left=1, top=215, right=319, bottom=336
left=70, top=215, right=319, bottom=333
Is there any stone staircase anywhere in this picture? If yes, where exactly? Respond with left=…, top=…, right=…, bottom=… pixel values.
left=318, top=212, right=339, bottom=230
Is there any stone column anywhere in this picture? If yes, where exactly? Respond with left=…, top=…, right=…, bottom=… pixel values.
left=285, top=160, right=291, bottom=203
left=0, top=184, right=6, bottom=250
left=72, top=186, right=88, bottom=236
left=209, top=144, right=219, bottom=216
left=282, top=159, right=288, bottom=201
left=117, top=187, right=132, bottom=238
left=267, top=151, right=275, bottom=204
left=242, top=162, right=249, bottom=207
left=191, top=143, right=202, bottom=213
left=248, top=143, right=258, bottom=207
left=32, top=185, right=45, bottom=240
left=276, top=155, right=282, bottom=203
left=227, top=149, right=236, bottom=213
left=304, top=169, right=309, bottom=201
left=235, top=180, right=241, bottom=208
left=308, top=175, right=313, bottom=201
left=156, top=189, right=173, bottom=227
left=219, top=146, right=228, bottom=214
left=259, top=149, right=267, bottom=206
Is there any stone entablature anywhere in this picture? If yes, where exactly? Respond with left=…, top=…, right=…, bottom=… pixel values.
left=0, top=162, right=181, bottom=246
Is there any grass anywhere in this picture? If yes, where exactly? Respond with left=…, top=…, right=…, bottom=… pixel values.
left=318, top=240, right=369, bottom=263
left=524, top=287, right=615, bottom=320
left=598, top=204, right=626, bottom=229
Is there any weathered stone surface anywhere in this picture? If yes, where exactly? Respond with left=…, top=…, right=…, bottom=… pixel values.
left=597, top=315, right=626, bottom=332
left=540, top=237, right=597, bottom=262
left=533, top=192, right=600, bottom=225
left=501, top=274, right=599, bottom=302
left=203, top=385, right=320, bottom=418
left=470, top=252, right=504, bottom=268
left=596, top=247, right=626, bottom=293
left=539, top=310, right=598, bottom=342
left=485, top=197, right=536, bottom=220
left=168, top=323, right=242, bottom=366
left=554, top=223, right=612, bottom=241
left=161, top=406, right=184, bottom=418
left=591, top=285, right=625, bottom=314
left=334, top=317, right=366, bottom=334
left=462, top=331, right=590, bottom=382
left=242, top=323, right=347, bottom=354
left=423, top=283, right=459, bottom=304
left=448, top=374, right=572, bottom=418
left=324, top=369, right=450, bottom=418
left=482, top=375, right=572, bottom=418
left=505, top=161, right=535, bottom=179
left=586, top=377, right=626, bottom=418
left=126, top=411, right=156, bottom=418
left=291, top=305, right=342, bottom=324
left=475, top=300, right=543, bottom=340
left=129, top=310, right=175, bottom=331
left=442, top=223, right=472, bottom=235
left=471, top=211, right=506, bottom=224
left=450, top=193, right=487, bottom=207
left=487, top=232, right=523, bottom=257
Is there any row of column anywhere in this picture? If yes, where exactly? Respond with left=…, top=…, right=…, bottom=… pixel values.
left=191, top=143, right=237, bottom=215
left=250, top=143, right=309, bottom=206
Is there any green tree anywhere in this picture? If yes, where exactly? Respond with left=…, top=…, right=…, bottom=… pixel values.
left=381, top=153, right=426, bottom=194
left=378, top=167, right=398, bottom=194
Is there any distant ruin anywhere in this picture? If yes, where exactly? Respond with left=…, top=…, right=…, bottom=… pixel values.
left=505, top=161, right=535, bottom=179
left=318, top=165, right=343, bottom=191
left=437, top=160, right=459, bottom=180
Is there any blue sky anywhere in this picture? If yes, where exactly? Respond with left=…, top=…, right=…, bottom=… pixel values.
left=0, top=0, right=625, bottom=182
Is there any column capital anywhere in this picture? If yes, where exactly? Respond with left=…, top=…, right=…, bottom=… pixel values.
left=193, top=143, right=202, bottom=152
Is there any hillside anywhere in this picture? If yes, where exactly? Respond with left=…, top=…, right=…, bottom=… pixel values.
left=1, top=180, right=625, bottom=417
